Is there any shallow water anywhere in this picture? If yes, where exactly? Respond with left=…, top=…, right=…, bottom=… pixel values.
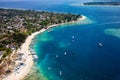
left=30, top=5, right=120, bottom=80
left=1, top=2, right=120, bottom=80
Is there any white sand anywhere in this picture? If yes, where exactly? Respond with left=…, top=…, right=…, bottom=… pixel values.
left=2, top=15, right=86, bottom=80
left=3, top=29, right=46, bottom=80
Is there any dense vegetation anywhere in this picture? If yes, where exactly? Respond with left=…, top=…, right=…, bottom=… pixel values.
left=0, top=9, right=81, bottom=60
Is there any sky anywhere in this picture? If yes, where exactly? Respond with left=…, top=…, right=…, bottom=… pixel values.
left=0, top=0, right=92, bottom=2
left=0, top=0, right=93, bottom=5
left=1, top=0, right=120, bottom=3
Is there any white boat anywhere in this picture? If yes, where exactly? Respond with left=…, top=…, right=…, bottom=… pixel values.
left=64, top=52, right=67, bottom=55
left=48, top=29, right=53, bottom=32
left=34, top=55, right=38, bottom=58
left=56, top=55, right=58, bottom=58
left=59, top=70, right=62, bottom=76
left=48, top=67, right=51, bottom=70
left=72, top=36, right=75, bottom=39
left=33, top=55, right=38, bottom=62
left=98, top=43, right=103, bottom=47
left=29, top=49, right=35, bottom=52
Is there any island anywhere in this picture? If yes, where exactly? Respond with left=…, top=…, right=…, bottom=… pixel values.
left=0, top=8, right=85, bottom=80
left=83, top=2, right=120, bottom=6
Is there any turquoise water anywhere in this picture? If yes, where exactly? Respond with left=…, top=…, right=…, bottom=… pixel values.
left=1, top=2, right=120, bottom=80
left=32, top=22, right=120, bottom=80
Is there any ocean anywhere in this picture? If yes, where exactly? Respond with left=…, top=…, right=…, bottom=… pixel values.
left=1, top=2, right=120, bottom=80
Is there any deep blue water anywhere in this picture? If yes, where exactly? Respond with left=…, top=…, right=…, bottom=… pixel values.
left=1, top=2, right=120, bottom=80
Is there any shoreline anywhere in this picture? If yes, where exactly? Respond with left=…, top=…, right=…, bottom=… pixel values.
left=2, top=15, right=86, bottom=80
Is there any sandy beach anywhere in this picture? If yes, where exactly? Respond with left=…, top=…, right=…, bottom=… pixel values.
left=2, top=15, right=86, bottom=80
